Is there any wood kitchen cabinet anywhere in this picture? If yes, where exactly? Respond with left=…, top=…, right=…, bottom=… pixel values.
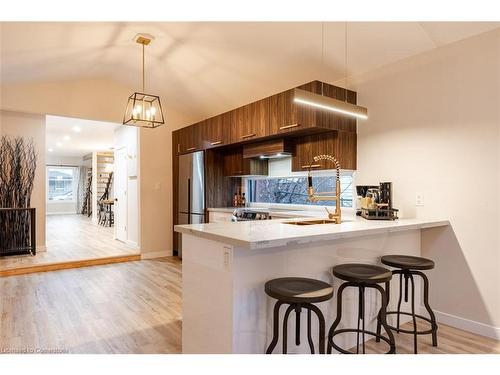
left=203, top=112, right=232, bottom=149
left=269, top=81, right=357, bottom=134
left=177, top=122, right=203, bottom=154
left=223, top=148, right=268, bottom=177
left=230, top=97, right=269, bottom=143
left=291, top=131, right=357, bottom=172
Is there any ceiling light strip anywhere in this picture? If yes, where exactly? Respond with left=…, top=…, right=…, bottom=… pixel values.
left=293, top=88, right=368, bottom=120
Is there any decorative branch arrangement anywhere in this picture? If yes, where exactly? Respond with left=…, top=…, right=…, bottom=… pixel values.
left=0, top=136, right=38, bottom=256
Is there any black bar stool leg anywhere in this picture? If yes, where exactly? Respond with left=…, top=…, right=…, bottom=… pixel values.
left=414, top=270, right=438, bottom=347
left=282, top=304, right=295, bottom=354
left=396, top=272, right=403, bottom=333
left=295, top=305, right=301, bottom=346
left=266, top=301, right=284, bottom=354
left=356, top=287, right=362, bottom=353
left=374, top=283, right=396, bottom=354
left=376, top=281, right=390, bottom=342
left=307, top=308, right=315, bottom=354
left=409, top=273, right=418, bottom=354
left=361, top=286, right=366, bottom=354
left=327, top=282, right=350, bottom=354
left=306, top=303, right=326, bottom=354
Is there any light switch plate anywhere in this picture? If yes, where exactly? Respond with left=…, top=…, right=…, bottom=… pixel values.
left=416, top=192, right=424, bottom=206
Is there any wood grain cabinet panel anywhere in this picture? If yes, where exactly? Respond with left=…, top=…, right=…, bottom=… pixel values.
left=203, top=113, right=232, bottom=149
left=223, top=148, right=268, bottom=177
left=292, top=131, right=356, bottom=172
left=230, top=98, right=270, bottom=143
left=177, top=123, right=203, bottom=154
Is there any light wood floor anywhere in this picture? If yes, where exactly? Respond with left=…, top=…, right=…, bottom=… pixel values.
left=0, top=214, right=139, bottom=275
left=0, top=257, right=182, bottom=354
left=1, top=256, right=499, bottom=354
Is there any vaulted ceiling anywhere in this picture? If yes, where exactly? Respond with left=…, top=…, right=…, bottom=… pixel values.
left=1, top=22, right=499, bottom=121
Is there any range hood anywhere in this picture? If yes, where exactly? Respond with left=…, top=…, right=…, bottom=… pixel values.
left=243, top=138, right=293, bottom=159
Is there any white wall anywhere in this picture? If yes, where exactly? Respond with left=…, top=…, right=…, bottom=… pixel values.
left=0, top=110, right=46, bottom=250
left=354, top=29, right=500, bottom=334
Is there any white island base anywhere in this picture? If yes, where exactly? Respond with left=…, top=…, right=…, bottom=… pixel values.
left=179, top=219, right=447, bottom=354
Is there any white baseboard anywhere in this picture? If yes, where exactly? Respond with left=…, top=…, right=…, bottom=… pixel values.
left=46, top=212, right=77, bottom=215
left=433, top=309, right=500, bottom=341
left=141, top=250, right=173, bottom=260
left=36, top=245, right=47, bottom=252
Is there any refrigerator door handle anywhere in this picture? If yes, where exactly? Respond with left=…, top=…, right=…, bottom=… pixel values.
left=187, top=178, right=191, bottom=224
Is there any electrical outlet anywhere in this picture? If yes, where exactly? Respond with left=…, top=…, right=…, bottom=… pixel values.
left=416, top=192, right=424, bottom=206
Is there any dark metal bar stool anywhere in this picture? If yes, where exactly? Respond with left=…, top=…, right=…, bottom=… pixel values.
left=376, top=255, right=438, bottom=354
left=265, top=277, right=333, bottom=354
left=327, top=263, right=396, bottom=354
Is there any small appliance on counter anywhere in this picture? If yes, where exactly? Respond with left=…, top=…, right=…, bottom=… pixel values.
left=356, top=182, right=399, bottom=220
left=231, top=208, right=271, bottom=222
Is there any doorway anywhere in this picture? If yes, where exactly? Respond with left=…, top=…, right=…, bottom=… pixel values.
left=0, top=115, right=140, bottom=275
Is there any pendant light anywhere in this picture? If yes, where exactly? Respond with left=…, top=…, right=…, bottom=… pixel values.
left=293, top=22, right=368, bottom=120
left=123, top=34, right=165, bottom=128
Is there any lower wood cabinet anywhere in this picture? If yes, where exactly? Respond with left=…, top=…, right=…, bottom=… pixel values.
left=223, top=148, right=268, bottom=177
left=291, top=131, right=357, bottom=172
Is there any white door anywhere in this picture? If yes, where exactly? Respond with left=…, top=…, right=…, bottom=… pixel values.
left=114, top=147, right=127, bottom=242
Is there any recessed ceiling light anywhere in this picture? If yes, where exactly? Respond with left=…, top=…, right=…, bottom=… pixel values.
left=73, top=126, right=81, bottom=133
left=63, top=135, right=71, bottom=141
left=56, top=142, right=63, bottom=147
left=48, top=148, right=54, bottom=152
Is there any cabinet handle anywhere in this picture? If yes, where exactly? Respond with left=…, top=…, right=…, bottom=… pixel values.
left=240, top=133, right=256, bottom=139
left=187, top=147, right=197, bottom=151
left=210, top=141, right=222, bottom=146
left=279, top=124, right=300, bottom=130
left=301, top=164, right=321, bottom=169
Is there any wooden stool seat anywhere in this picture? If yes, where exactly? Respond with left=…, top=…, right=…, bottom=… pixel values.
left=381, top=255, right=435, bottom=270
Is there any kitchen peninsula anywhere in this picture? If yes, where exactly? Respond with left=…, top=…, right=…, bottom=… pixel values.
left=175, top=217, right=449, bottom=354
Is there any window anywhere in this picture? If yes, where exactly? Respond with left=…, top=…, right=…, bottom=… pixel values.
left=247, top=174, right=354, bottom=208
left=47, top=167, right=75, bottom=201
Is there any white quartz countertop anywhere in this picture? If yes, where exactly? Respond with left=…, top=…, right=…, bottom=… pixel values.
left=175, top=217, right=449, bottom=250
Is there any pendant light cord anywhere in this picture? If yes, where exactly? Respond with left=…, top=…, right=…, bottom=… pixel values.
left=344, top=22, right=348, bottom=102
left=321, top=22, right=324, bottom=96
left=142, top=43, right=145, bottom=93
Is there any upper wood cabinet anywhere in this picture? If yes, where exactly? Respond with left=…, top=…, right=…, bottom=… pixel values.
left=291, top=131, right=357, bottom=172
left=176, top=122, right=203, bottom=154
left=230, top=97, right=270, bottom=143
left=269, top=81, right=357, bottom=134
left=203, top=112, right=232, bottom=149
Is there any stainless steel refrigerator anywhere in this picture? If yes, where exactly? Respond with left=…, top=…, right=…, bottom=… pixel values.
left=177, top=151, right=205, bottom=258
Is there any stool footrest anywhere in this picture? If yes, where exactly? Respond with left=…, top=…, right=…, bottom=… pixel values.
left=384, top=311, right=437, bottom=335
left=328, top=328, right=395, bottom=354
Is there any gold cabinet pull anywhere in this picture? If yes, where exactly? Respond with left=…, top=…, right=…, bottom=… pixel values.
left=187, top=147, right=197, bottom=151
left=241, top=133, right=256, bottom=139
left=279, top=124, right=300, bottom=130
left=301, top=164, right=321, bottom=169
left=210, top=141, right=222, bottom=146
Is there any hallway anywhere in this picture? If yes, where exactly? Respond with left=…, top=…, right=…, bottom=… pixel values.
left=0, top=214, right=140, bottom=276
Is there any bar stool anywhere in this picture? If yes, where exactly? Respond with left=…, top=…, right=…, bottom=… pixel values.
left=376, top=255, right=438, bottom=354
left=265, top=277, right=333, bottom=354
left=327, top=263, right=396, bottom=354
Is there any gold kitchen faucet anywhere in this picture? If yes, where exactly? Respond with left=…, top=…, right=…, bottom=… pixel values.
left=307, top=154, right=342, bottom=224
